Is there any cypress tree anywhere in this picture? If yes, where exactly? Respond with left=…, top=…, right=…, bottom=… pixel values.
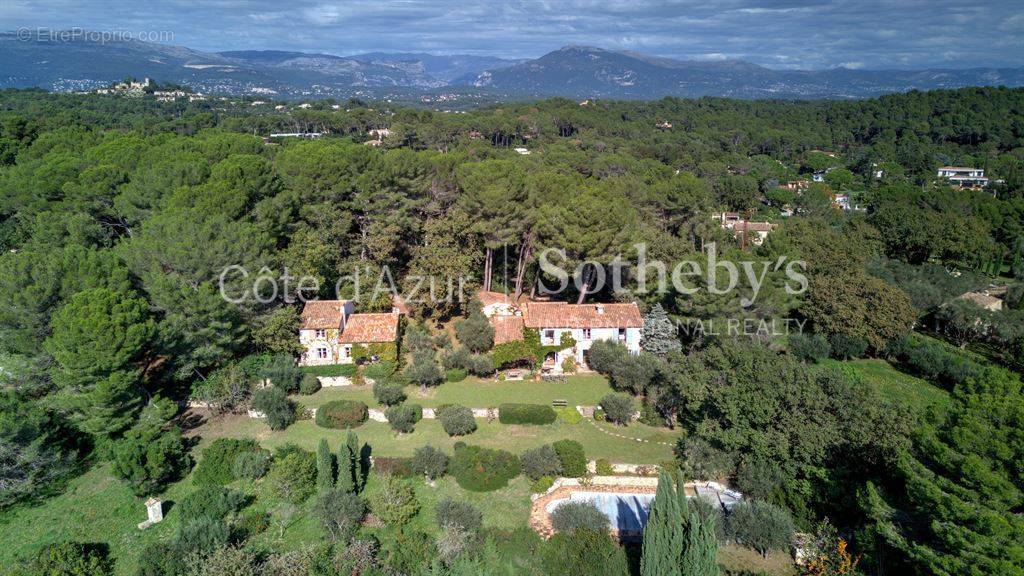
left=642, top=303, right=681, bottom=356
left=641, top=471, right=684, bottom=576
left=347, top=429, right=363, bottom=492
left=337, top=433, right=356, bottom=494
left=680, top=507, right=718, bottom=576
left=316, top=437, right=334, bottom=493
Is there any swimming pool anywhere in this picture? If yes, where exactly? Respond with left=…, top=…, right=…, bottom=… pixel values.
left=546, top=492, right=655, bottom=532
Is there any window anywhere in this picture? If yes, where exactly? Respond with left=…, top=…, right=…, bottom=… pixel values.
left=582, top=328, right=592, bottom=340
left=618, top=328, right=626, bottom=341
left=342, top=346, right=351, bottom=358
left=316, top=347, right=328, bottom=359
left=314, top=329, right=326, bottom=339
left=544, top=329, right=555, bottom=343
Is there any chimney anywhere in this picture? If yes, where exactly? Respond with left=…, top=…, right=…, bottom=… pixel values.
left=595, top=305, right=604, bottom=315
left=339, top=302, right=347, bottom=332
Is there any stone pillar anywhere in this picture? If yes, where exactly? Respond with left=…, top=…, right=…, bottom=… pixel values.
left=138, top=497, right=163, bottom=529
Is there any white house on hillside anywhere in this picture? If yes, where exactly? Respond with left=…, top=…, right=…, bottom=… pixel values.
left=937, top=166, right=988, bottom=188
left=298, top=300, right=400, bottom=366
left=522, top=302, right=642, bottom=371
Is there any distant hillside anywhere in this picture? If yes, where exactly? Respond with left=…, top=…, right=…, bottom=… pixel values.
left=2, top=33, right=1021, bottom=100
left=455, top=45, right=1024, bottom=99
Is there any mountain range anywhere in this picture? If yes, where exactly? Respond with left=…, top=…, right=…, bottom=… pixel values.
left=2, top=32, right=1022, bottom=100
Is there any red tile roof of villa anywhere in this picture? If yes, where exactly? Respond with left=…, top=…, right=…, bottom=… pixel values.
left=491, top=315, right=525, bottom=344
left=522, top=302, right=643, bottom=329
left=338, top=313, right=400, bottom=343
left=299, top=300, right=349, bottom=329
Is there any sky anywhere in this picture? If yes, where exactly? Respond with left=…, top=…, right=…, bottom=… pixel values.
left=2, top=0, right=1023, bottom=70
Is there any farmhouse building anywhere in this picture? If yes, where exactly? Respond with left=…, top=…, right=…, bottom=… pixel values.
left=298, top=300, right=400, bottom=366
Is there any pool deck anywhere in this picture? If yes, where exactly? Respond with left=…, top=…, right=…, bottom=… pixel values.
left=530, top=478, right=741, bottom=541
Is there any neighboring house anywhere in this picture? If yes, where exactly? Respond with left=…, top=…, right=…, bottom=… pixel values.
left=514, top=147, right=531, bottom=155
left=956, top=290, right=1004, bottom=312
left=477, top=290, right=521, bottom=318
left=832, top=193, right=850, bottom=210
left=777, top=180, right=810, bottom=192
left=716, top=213, right=776, bottom=246
left=298, top=300, right=400, bottom=366
left=937, top=166, right=988, bottom=188
left=522, top=302, right=643, bottom=371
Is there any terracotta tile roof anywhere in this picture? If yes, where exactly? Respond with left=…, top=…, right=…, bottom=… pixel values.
left=339, top=313, right=400, bottom=343
left=733, top=221, right=776, bottom=233
left=300, top=300, right=348, bottom=329
left=491, top=315, right=525, bottom=344
left=476, top=290, right=513, bottom=307
left=522, top=302, right=642, bottom=329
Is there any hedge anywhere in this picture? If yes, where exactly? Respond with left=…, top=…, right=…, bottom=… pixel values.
left=446, top=368, right=468, bottom=382
left=364, top=361, right=398, bottom=382
left=498, top=403, right=557, bottom=425
left=301, top=364, right=358, bottom=378
left=315, top=400, right=368, bottom=429
left=552, top=440, right=587, bottom=478
left=193, top=438, right=262, bottom=486
left=450, top=445, right=521, bottom=492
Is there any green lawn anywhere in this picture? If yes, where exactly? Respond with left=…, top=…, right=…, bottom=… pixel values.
left=824, top=358, right=950, bottom=413
left=196, top=411, right=681, bottom=464
left=294, top=373, right=615, bottom=409
left=0, top=465, right=186, bottom=575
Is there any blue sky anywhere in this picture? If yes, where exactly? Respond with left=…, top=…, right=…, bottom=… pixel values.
left=3, top=0, right=1023, bottom=69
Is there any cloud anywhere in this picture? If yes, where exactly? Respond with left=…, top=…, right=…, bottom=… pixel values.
left=2, top=0, right=1022, bottom=69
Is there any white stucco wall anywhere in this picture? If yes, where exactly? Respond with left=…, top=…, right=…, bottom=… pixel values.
left=538, top=326, right=642, bottom=370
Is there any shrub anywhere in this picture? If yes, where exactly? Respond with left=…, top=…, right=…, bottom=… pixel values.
left=176, top=516, right=230, bottom=557
left=446, top=368, right=468, bottom=382
left=552, top=440, right=587, bottom=477
left=542, top=528, right=628, bottom=576
left=455, top=305, right=494, bottom=353
left=232, top=449, right=272, bottom=480
left=595, top=458, right=614, bottom=476
left=372, top=457, right=416, bottom=478
left=725, top=500, right=795, bottom=557
left=463, top=353, right=495, bottom=376
left=499, top=403, right=557, bottom=425
left=301, top=363, right=358, bottom=378
left=178, top=485, right=245, bottom=524
left=555, top=406, right=583, bottom=424
left=531, top=475, right=555, bottom=493
left=252, top=386, right=296, bottom=430
left=789, top=333, right=831, bottom=363
left=829, top=333, right=868, bottom=360
left=600, top=393, right=635, bottom=425
left=520, top=445, right=563, bottom=480
left=193, top=438, right=261, bottom=486
left=370, top=474, right=420, bottom=527
left=594, top=408, right=606, bottom=421
left=550, top=501, right=610, bottom=534
left=24, top=541, right=113, bottom=576
left=435, top=499, right=482, bottom=532
left=561, top=356, right=577, bottom=373
left=385, top=404, right=422, bottom=433
left=411, top=445, right=448, bottom=480
left=437, top=404, right=477, bottom=436
left=364, top=360, right=397, bottom=381
left=261, top=353, right=303, bottom=392
left=299, top=373, right=321, bottom=395
left=315, top=400, right=368, bottom=429
left=373, top=381, right=406, bottom=406
left=313, top=488, right=365, bottom=542
left=267, top=451, right=317, bottom=504
left=450, top=445, right=521, bottom=491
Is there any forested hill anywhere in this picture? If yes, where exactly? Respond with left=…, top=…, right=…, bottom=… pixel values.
left=1, top=86, right=1023, bottom=576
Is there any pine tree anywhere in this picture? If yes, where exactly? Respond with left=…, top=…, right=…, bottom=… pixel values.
left=316, top=438, right=334, bottom=493
left=642, top=303, right=681, bottom=357
left=641, top=471, right=684, bottom=576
